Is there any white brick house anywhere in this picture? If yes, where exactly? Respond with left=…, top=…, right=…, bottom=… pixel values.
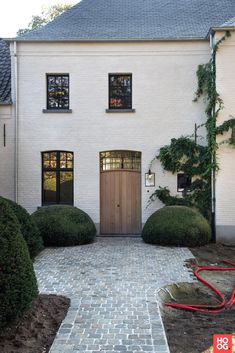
left=1, top=0, right=235, bottom=243
left=0, top=39, right=14, bottom=202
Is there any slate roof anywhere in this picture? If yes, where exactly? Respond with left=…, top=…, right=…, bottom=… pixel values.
left=16, top=0, right=235, bottom=41
left=220, top=17, right=235, bottom=28
left=0, top=39, right=11, bottom=104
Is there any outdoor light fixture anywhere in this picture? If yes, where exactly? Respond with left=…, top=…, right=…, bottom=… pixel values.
left=145, top=169, right=155, bottom=187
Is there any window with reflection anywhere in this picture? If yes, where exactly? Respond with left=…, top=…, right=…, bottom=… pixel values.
left=47, top=74, right=69, bottom=109
left=100, top=151, right=141, bottom=171
left=109, top=74, right=132, bottom=109
left=42, top=151, right=73, bottom=205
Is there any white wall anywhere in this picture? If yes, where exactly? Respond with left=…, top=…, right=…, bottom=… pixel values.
left=12, top=40, right=210, bottom=230
left=216, top=30, right=235, bottom=244
left=0, top=104, right=14, bottom=200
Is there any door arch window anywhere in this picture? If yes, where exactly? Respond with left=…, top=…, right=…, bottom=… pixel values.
left=100, top=150, right=141, bottom=172
left=42, top=151, right=73, bottom=205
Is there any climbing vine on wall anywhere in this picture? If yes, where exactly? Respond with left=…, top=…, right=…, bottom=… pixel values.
left=216, top=117, right=235, bottom=145
left=194, top=30, right=233, bottom=172
left=149, top=30, right=234, bottom=220
left=148, top=137, right=211, bottom=219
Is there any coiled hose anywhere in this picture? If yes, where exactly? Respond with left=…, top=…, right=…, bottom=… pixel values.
left=165, top=260, right=235, bottom=313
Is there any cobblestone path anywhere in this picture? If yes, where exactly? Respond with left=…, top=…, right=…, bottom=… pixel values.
left=34, top=237, right=193, bottom=353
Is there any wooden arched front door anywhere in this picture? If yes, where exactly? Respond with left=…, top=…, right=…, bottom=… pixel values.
left=100, top=151, right=141, bottom=234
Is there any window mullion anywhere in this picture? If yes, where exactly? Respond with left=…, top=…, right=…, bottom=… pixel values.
left=42, top=150, right=73, bottom=205
left=56, top=151, right=60, bottom=204
left=109, top=74, right=132, bottom=110
left=47, top=74, right=69, bottom=110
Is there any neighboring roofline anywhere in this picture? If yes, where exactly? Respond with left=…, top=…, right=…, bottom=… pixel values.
left=207, top=26, right=235, bottom=38
left=5, top=37, right=208, bottom=43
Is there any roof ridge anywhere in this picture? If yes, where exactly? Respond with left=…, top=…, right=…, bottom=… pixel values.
left=6, top=0, right=235, bottom=42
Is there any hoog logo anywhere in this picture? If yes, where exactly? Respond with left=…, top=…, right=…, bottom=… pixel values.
left=213, top=334, right=233, bottom=353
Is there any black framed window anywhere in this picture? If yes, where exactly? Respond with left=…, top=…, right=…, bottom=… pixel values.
left=47, top=74, right=69, bottom=109
left=177, top=173, right=191, bottom=192
left=42, top=151, right=73, bottom=205
left=109, top=74, right=132, bottom=109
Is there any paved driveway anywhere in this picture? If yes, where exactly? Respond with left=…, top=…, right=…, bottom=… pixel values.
left=34, top=237, right=193, bottom=353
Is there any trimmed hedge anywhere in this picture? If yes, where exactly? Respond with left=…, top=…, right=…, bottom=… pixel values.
left=0, top=197, right=44, bottom=258
left=142, top=206, right=211, bottom=247
left=32, top=205, right=96, bottom=246
left=0, top=198, right=38, bottom=329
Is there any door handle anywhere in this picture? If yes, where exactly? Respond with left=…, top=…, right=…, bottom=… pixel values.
left=117, top=204, right=120, bottom=207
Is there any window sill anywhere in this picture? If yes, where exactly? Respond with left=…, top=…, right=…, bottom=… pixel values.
left=105, top=109, right=136, bottom=113
left=42, top=109, right=72, bottom=113
left=38, top=203, right=74, bottom=209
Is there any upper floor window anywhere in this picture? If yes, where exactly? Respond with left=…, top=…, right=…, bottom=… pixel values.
left=47, top=74, right=69, bottom=110
left=109, top=74, right=132, bottom=110
left=42, top=151, right=73, bottom=205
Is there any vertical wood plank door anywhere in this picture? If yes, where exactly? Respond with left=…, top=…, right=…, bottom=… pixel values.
left=100, top=170, right=141, bottom=234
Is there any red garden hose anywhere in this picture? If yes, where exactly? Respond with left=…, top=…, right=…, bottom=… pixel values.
left=165, top=260, right=235, bottom=313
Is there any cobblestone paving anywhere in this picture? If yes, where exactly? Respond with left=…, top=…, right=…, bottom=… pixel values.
left=34, top=237, right=194, bottom=353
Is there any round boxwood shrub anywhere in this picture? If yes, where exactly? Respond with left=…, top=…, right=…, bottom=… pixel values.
left=0, top=196, right=44, bottom=258
left=32, top=205, right=96, bottom=246
left=142, top=206, right=211, bottom=247
left=0, top=198, right=38, bottom=329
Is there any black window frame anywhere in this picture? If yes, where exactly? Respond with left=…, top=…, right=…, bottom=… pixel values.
left=177, top=173, right=192, bottom=192
left=108, top=73, right=132, bottom=110
left=42, top=150, right=74, bottom=206
left=46, top=74, right=70, bottom=110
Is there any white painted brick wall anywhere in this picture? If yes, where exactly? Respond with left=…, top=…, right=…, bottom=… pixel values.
left=9, top=41, right=209, bottom=229
left=0, top=105, right=14, bottom=200
left=216, top=31, right=235, bottom=234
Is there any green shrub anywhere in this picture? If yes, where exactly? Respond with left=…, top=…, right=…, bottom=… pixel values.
left=32, top=205, right=96, bottom=246
left=0, top=197, right=44, bottom=258
left=0, top=198, right=38, bottom=329
left=142, top=206, right=211, bottom=247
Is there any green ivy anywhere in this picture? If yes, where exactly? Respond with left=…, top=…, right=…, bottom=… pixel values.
left=193, top=31, right=233, bottom=173
left=149, top=137, right=211, bottom=219
left=217, top=117, right=235, bottom=145
left=157, top=137, right=209, bottom=176
left=148, top=31, right=233, bottom=220
left=148, top=186, right=191, bottom=207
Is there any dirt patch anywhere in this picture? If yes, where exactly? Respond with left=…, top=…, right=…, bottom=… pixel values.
left=0, top=294, right=70, bottom=353
left=190, top=243, right=235, bottom=266
left=160, top=243, right=235, bottom=353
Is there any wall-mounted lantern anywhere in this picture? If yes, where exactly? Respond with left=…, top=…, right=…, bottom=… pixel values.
left=145, top=169, right=155, bottom=187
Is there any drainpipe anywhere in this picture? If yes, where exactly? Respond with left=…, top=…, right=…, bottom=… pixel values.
left=210, top=32, right=216, bottom=242
left=13, top=41, right=18, bottom=203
